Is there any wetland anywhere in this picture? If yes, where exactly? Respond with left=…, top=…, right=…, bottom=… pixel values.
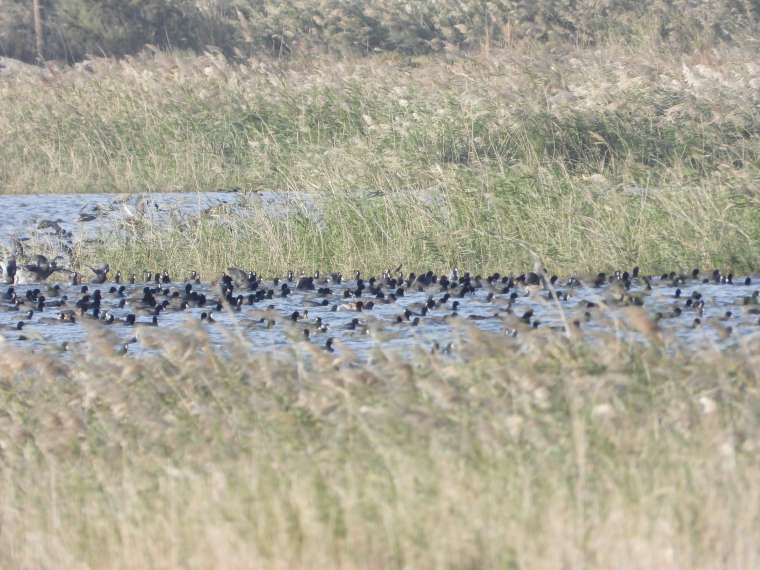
left=2, top=29, right=760, bottom=569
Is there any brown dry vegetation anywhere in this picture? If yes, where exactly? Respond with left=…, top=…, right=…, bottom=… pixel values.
left=2, top=45, right=760, bottom=195
left=0, top=323, right=759, bottom=569
left=2, top=10, right=760, bottom=566
left=3, top=45, right=760, bottom=274
left=2, top=0, right=758, bottom=63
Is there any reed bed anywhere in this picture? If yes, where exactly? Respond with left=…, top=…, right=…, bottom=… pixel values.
left=79, top=184, right=760, bottom=280
left=4, top=0, right=757, bottom=63
left=3, top=13, right=760, bottom=569
left=0, top=323, right=758, bottom=569
left=4, top=45, right=760, bottom=273
left=2, top=45, right=760, bottom=196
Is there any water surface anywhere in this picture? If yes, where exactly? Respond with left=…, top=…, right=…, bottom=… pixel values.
left=1, top=192, right=758, bottom=359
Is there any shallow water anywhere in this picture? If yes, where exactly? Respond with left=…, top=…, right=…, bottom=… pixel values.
left=1, top=192, right=758, bottom=359
left=0, top=190, right=316, bottom=249
left=1, top=271, right=758, bottom=359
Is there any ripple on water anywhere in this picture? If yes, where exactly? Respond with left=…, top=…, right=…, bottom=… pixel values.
left=0, top=190, right=321, bottom=249
left=1, top=273, right=758, bottom=360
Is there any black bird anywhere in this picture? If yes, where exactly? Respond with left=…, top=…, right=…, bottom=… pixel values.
left=297, top=276, right=315, bottom=291
left=16, top=255, right=66, bottom=283
left=89, top=263, right=110, bottom=284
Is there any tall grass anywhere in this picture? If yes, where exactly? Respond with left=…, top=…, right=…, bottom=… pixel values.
left=2, top=45, right=760, bottom=195
left=82, top=182, right=760, bottom=278
left=4, top=46, right=760, bottom=273
left=3, top=0, right=758, bottom=63
left=0, top=324, right=758, bottom=568
left=0, top=44, right=760, bottom=272
left=3, top=37, right=760, bottom=569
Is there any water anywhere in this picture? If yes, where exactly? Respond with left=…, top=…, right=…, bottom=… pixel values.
left=1, top=271, right=758, bottom=358
left=0, top=190, right=315, bottom=248
left=1, top=192, right=758, bottom=358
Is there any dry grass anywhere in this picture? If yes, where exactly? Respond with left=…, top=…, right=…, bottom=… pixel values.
left=0, top=323, right=758, bottom=568
left=77, top=182, right=760, bottom=280
left=4, top=45, right=760, bottom=273
left=1, top=45, right=760, bottom=195
left=3, top=0, right=757, bottom=63
left=3, top=20, right=760, bottom=570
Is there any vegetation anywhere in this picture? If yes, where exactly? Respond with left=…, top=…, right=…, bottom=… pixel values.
left=4, top=44, right=760, bottom=196
left=0, top=323, right=757, bottom=568
left=4, top=45, right=758, bottom=275
left=2, top=5, right=760, bottom=567
left=2, top=0, right=759, bottom=63
left=76, top=182, right=760, bottom=280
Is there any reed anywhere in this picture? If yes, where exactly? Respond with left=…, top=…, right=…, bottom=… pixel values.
left=4, top=46, right=760, bottom=273
left=3, top=0, right=757, bottom=63
left=0, top=323, right=758, bottom=568
left=78, top=182, right=760, bottom=278
left=1, top=45, right=759, bottom=196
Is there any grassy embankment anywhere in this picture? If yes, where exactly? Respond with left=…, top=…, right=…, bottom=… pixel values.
left=0, top=323, right=759, bottom=569
left=1, top=46, right=760, bottom=275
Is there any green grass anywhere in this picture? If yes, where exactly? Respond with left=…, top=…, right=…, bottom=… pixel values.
left=78, top=181, right=760, bottom=278
left=3, top=46, right=760, bottom=274
left=0, top=324, right=758, bottom=568
left=2, top=46, right=760, bottom=195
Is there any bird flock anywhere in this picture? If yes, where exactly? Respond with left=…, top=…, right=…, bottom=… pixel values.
left=1, top=253, right=759, bottom=354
